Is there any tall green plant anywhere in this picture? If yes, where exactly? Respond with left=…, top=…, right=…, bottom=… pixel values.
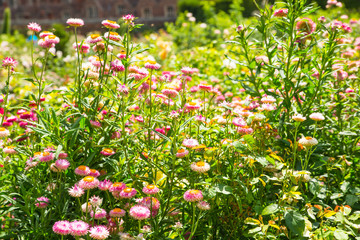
left=1, top=7, right=11, bottom=35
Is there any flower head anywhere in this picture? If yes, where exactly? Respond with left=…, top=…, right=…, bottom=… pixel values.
left=2, top=57, right=17, bottom=68
left=190, top=161, right=210, bottom=173
left=35, top=196, right=49, bottom=208
left=53, top=220, right=71, bottom=236
left=68, top=184, right=85, bottom=197
left=70, top=220, right=89, bottom=237
left=78, top=176, right=100, bottom=190
left=182, top=138, right=199, bottom=148
left=176, top=148, right=189, bottom=158
left=197, top=201, right=211, bottom=210
left=183, top=189, right=203, bottom=202
left=142, top=184, right=159, bottom=195
left=273, top=8, right=288, bottom=17
left=109, top=208, right=126, bottom=218
left=89, top=225, right=110, bottom=240
left=299, top=136, right=318, bottom=148
left=66, top=18, right=84, bottom=27
left=122, top=14, right=135, bottom=24
left=98, top=179, right=113, bottom=191
left=90, top=208, right=107, bottom=219
left=102, top=19, right=120, bottom=29
left=120, top=187, right=137, bottom=198
left=55, top=159, right=70, bottom=171
left=27, top=22, right=41, bottom=32
left=292, top=114, right=306, bottom=122
left=309, top=113, right=325, bottom=121
left=0, top=127, right=10, bottom=138
left=129, top=205, right=150, bottom=220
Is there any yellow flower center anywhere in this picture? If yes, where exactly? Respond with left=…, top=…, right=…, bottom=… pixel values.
left=90, top=169, right=97, bottom=173
left=188, top=102, right=197, bottom=106
left=123, top=187, right=132, bottom=193
left=48, top=35, right=56, bottom=39
left=113, top=208, right=122, bottom=213
left=120, top=50, right=126, bottom=54
left=78, top=165, right=87, bottom=171
left=34, top=152, right=41, bottom=156
left=43, top=152, right=50, bottom=156
left=147, top=60, right=156, bottom=64
left=110, top=31, right=119, bottom=35
left=102, top=148, right=113, bottom=153
left=0, top=127, right=6, bottom=131
left=83, top=176, right=94, bottom=182
left=147, top=184, right=155, bottom=189
left=196, top=161, right=205, bottom=167
left=113, top=182, right=122, bottom=187
left=91, top=34, right=100, bottom=39
left=177, top=149, right=185, bottom=153
left=107, top=20, right=117, bottom=24
left=189, top=190, right=199, bottom=195
left=305, top=137, right=313, bottom=140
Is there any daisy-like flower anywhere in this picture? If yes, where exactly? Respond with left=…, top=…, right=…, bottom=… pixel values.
left=176, top=148, right=189, bottom=158
left=44, top=35, right=60, bottom=45
left=182, top=138, right=199, bottom=148
left=98, top=179, right=112, bottom=191
left=261, top=95, right=276, bottom=104
left=82, top=202, right=93, bottom=213
left=89, top=225, right=110, bottom=240
left=292, top=114, right=306, bottom=122
left=70, top=220, right=89, bottom=237
left=89, top=169, right=101, bottom=177
left=111, top=59, right=125, bottom=72
left=73, top=41, right=90, bottom=54
left=102, top=19, right=120, bottom=29
left=39, top=151, right=54, bottom=162
left=86, top=34, right=103, bottom=44
left=3, top=146, right=17, bottom=155
left=27, top=22, right=41, bottom=32
left=139, top=197, right=160, bottom=210
left=39, top=31, right=53, bottom=38
left=181, top=66, right=194, bottom=75
left=109, top=182, right=127, bottom=192
left=109, top=208, right=126, bottom=218
left=100, top=147, right=116, bottom=157
left=142, top=184, right=159, bottom=195
left=198, top=84, right=212, bottom=91
left=53, top=220, right=71, bottom=236
left=237, top=126, right=254, bottom=135
left=89, top=195, right=103, bottom=207
left=197, top=201, right=211, bottom=210
left=273, top=8, right=288, bottom=17
left=90, top=120, right=101, bottom=128
left=55, top=159, right=70, bottom=171
left=35, top=196, right=49, bottom=208
left=145, top=61, right=161, bottom=70
left=78, top=176, right=100, bottom=190
left=104, top=31, right=121, bottom=41
left=0, top=127, right=10, bottom=138
left=162, top=89, right=178, bottom=98
left=309, top=112, right=325, bottom=121
left=58, top=152, right=68, bottom=159
left=183, top=189, right=203, bottom=202
left=38, top=38, right=53, bottom=48
left=68, top=184, right=84, bottom=197
left=75, top=165, right=91, bottom=176
left=185, top=102, right=201, bottom=111
left=119, top=187, right=137, bottom=198
left=90, top=208, right=107, bottom=219
left=299, top=136, right=318, bottom=148
left=129, top=205, right=150, bottom=220
left=296, top=18, right=316, bottom=34
left=191, top=161, right=211, bottom=173
left=2, top=57, right=17, bottom=68
left=232, top=117, right=246, bottom=127
left=66, top=18, right=84, bottom=27
left=122, top=14, right=135, bottom=24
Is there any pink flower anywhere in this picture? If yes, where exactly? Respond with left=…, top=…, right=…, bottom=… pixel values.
left=35, top=196, right=49, bottom=208
left=90, top=208, right=107, bottom=219
left=142, top=184, right=159, bottom=195
left=181, top=66, right=195, bottom=75
left=27, top=22, right=41, bottom=32
left=0, top=127, right=10, bottom=138
left=197, top=201, right=210, bottom=210
left=70, top=220, right=89, bottom=236
left=102, top=19, right=120, bottom=29
left=309, top=113, right=325, bottom=121
left=78, top=176, right=100, bottom=190
left=176, top=148, right=189, bottom=158
left=53, top=220, right=71, bottom=235
left=3, top=146, right=16, bottom=155
left=237, top=126, right=254, bottom=135
left=185, top=102, right=201, bottom=111
left=162, top=89, right=178, bottom=98
left=129, top=205, right=150, bottom=220
left=122, top=14, right=135, bottom=24
left=75, top=165, right=90, bottom=176
left=109, top=182, right=127, bottom=193
left=73, top=41, right=90, bottom=54
left=183, top=190, right=203, bottom=202
left=232, top=117, right=246, bottom=127
left=296, top=18, right=316, bottom=34
left=111, top=59, right=125, bottom=72
left=2, top=57, right=17, bottom=68
left=182, top=138, right=199, bottom=148
left=44, top=35, right=60, bottom=45
left=86, top=34, right=103, bottom=44
left=145, top=62, right=161, bottom=70
left=98, top=179, right=112, bottom=191
left=109, top=208, right=126, bottom=218
left=190, top=161, right=210, bottom=173
left=68, top=184, right=84, bottom=197
left=55, top=159, right=70, bottom=170
left=39, top=31, right=53, bottom=38
left=89, top=225, right=110, bottom=239
left=273, top=8, right=288, bottom=17
left=139, top=197, right=160, bottom=210
left=198, top=84, right=212, bottom=92
left=119, top=187, right=137, bottom=198
left=66, top=18, right=84, bottom=27
left=104, top=31, right=121, bottom=41
left=100, top=148, right=115, bottom=156
left=90, top=120, right=102, bottom=128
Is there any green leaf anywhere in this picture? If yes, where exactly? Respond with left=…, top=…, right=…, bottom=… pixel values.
left=334, top=229, right=349, bottom=240
left=211, top=184, right=233, bottom=195
left=262, top=203, right=279, bottom=215
left=339, top=131, right=357, bottom=136
left=285, top=210, right=305, bottom=236
left=345, top=194, right=359, bottom=206
left=256, top=156, right=269, bottom=167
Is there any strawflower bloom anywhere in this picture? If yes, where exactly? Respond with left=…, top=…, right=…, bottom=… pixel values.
left=299, top=136, right=318, bottom=147
left=68, top=184, right=85, bottom=197
left=90, top=208, right=107, bottom=219
left=292, top=114, right=306, bottom=122
left=75, top=165, right=91, bottom=176
left=66, top=18, right=84, bottom=27
left=102, top=19, right=120, bottom=29
left=273, top=8, right=288, bottom=17
left=0, top=127, right=10, bottom=138
left=90, top=120, right=102, bottom=128
left=139, top=197, right=160, bottom=210
left=98, top=179, right=113, bottom=191
left=145, top=61, right=161, bottom=70
left=142, top=184, right=160, bottom=195
left=129, top=205, right=151, bottom=220
left=197, top=201, right=211, bottom=210
left=120, top=187, right=137, bottom=198
left=86, top=34, right=103, bottom=44
left=78, top=176, right=100, bottom=190
left=309, top=112, right=325, bottom=121
left=109, top=182, right=127, bottom=192
left=44, top=35, right=60, bottom=45
left=3, top=146, right=17, bottom=155
left=53, top=220, right=71, bottom=236
left=27, top=22, right=41, bottom=32
left=183, top=189, right=203, bottom=202
left=109, top=208, right=126, bottom=218
left=176, top=148, right=189, bottom=158
left=123, top=14, right=135, bottom=24
left=190, top=161, right=211, bottom=173
left=70, top=220, right=89, bottom=237
left=104, top=31, right=121, bottom=41
left=39, top=31, right=53, bottom=38
left=89, top=169, right=101, bottom=177
left=185, top=102, right=201, bottom=111
left=296, top=18, right=316, bottom=34
left=2, top=57, right=17, bottom=68
left=89, top=195, right=103, bottom=207
left=89, top=225, right=110, bottom=240
left=55, top=159, right=70, bottom=170
left=35, top=196, right=49, bottom=208
left=182, top=138, right=199, bottom=148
